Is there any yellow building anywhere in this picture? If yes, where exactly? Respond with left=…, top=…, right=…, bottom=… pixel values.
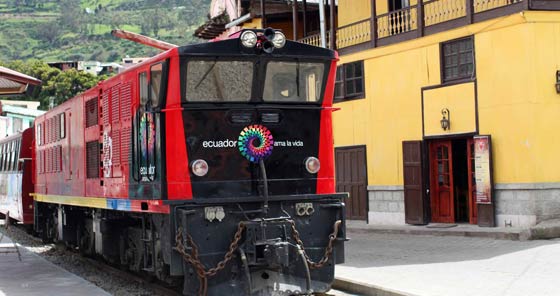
left=199, top=0, right=560, bottom=228
left=326, top=0, right=560, bottom=228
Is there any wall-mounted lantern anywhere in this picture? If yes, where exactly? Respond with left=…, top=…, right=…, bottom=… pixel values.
left=556, top=71, right=560, bottom=94
left=440, top=108, right=450, bottom=131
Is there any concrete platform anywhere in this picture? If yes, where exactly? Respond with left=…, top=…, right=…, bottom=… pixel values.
left=334, top=229, right=560, bottom=296
left=0, top=234, right=110, bottom=296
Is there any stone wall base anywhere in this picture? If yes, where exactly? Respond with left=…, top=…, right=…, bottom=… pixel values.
left=367, top=186, right=405, bottom=226
left=494, top=183, right=560, bottom=228
left=368, top=212, right=406, bottom=225
left=365, top=183, right=560, bottom=228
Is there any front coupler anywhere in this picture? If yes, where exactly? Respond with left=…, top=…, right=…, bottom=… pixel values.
left=170, top=194, right=347, bottom=296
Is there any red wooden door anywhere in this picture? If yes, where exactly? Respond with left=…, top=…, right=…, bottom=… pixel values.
left=467, top=138, right=478, bottom=224
left=430, top=141, right=455, bottom=223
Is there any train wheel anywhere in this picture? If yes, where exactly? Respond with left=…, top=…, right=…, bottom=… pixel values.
left=78, top=220, right=94, bottom=256
left=23, top=224, right=34, bottom=234
left=40, top=214, right=55, bottom=243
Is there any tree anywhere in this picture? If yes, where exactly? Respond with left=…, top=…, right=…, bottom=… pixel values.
left=36, top=21, right=61, bottom=45
left=58, top=0, right=82, bottom=32
left=42, top=69, right=103, bottom=107
left=142, top=8, right=170, bottom=37
left=0, top=60, right=106, bottom=110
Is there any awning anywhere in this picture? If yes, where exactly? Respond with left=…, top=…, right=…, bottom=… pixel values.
left=0, top=66, right=42, bottom=96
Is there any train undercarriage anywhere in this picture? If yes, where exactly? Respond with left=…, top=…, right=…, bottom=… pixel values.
left=34, top=194, right=346, bottom=295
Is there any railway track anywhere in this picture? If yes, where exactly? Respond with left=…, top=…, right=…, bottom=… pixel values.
left=1, top=221, right=354, bottom=296
left=79, top=255, right=181, bottom=296
left=0, top=222, right=179, bottom=296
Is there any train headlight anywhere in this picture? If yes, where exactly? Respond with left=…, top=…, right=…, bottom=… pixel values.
left=191, top=159, right=209, bottom=177
left=304, top=157, right=320, bottom=174
left=240, top=31, right=258, bottom=48
left=272, top=31, right=286, bottom=48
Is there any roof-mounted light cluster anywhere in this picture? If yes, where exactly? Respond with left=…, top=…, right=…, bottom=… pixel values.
left=240, top=28, right=286, bottom=53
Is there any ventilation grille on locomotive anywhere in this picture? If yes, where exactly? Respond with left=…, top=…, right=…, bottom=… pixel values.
left=86, top=141, right=99, bottom=178
left=261, top=112, right=281, bottom=123
left=85, top=98, right=98, bottom=127
left=229, top=111, right=254, bottom=124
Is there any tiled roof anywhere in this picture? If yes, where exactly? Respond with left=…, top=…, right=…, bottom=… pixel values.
left=194, top=13, right=230, bottom=39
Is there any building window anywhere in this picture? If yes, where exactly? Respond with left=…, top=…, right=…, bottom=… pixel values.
left=389, top=0, right=410, bottom=11
left=442, top=37, right=475, bottom=82
left=334, top=61, right=365, bottom=103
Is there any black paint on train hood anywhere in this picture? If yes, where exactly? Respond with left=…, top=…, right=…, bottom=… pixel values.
left=183, top=106, right=321, bottom=198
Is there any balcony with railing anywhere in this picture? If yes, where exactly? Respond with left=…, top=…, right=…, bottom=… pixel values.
left=336, top=20, right=372, bottom=48
left=322, top=0, right=555, bottom=53
left=377, top=6, right=418, bottom=39
left=298, top=31, right=331, bottom=48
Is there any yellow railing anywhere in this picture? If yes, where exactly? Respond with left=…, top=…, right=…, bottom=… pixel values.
left=298, top=32, right=330, bottom=48
left=474, top=0, right=523, bottom=13
left=336, top=19, right=371, bottom=49
left=377, top=6, right=418, bottom=39
left=424, top=0, right=467, bottom=26
left=331, top=0, right=525, bottom=49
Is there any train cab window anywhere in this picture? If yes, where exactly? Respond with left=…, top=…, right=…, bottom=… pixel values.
left=7, top=142, right=11, bottom=171
left=263, top=61, right=324, bottom=103
left=139, top=72, right=149, bottom=106
left=37, top=123, right=42, bottom=146
left=60, top=113, right=66, bottom=139
left=15, top=139, right=21, bottom=171
left=150, top=63, right=165, bottom=108
left=0, top=144, right=4, bottom=171
left=185, top=60, right=252, bottom=102
left=4, top=143, right=8, bottom=171
left=2, top=144, right=6, bottom=171
left=6, top=142, right=11, bottom=171
left=10, top=142, right=15, bottom=171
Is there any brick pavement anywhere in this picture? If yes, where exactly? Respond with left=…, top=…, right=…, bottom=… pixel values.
left=335, top=229, right=560, bottom=296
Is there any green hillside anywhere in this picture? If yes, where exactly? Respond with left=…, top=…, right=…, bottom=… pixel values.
left=0, top=0, right=211, bottom=62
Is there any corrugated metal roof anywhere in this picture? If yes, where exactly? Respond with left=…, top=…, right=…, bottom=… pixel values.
left=0, top=66, right=42, bottom=85
left=0, top=77, right=23, bottom=89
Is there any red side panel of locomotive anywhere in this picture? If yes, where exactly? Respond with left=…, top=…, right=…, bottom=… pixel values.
left=33, top=50, right=182, bottom=213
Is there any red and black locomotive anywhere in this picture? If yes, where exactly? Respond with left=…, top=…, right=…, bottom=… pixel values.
left=1, top=29, right=347, bottom=295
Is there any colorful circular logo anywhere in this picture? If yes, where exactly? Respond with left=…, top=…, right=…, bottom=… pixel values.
left=238, top=125, right=274, bottom=162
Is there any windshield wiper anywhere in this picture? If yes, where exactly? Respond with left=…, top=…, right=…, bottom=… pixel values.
left=195, top=59, right=217, bottom=89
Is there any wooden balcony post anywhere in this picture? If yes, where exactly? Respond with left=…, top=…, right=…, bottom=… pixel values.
left=330, top=0, right=336, bottom=49
left=303, top=0, right=308, bottom=37
left=292, top=0, right=299, bottom=40
left=466, top=0, right=474, bottom=24
left=370, top=0, right=377, bottom=48
left=417, top=0, right=424, bottom=37
left=260, top=0, right=266, bottom=28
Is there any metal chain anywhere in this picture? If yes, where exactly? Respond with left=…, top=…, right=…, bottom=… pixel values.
left=290, top=219, right=342, bottom=269
left=174, top=222, right=246, bottom=296
left=174, top=219, right=341, bottom=294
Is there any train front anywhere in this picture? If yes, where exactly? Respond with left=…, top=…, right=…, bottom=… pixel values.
left=170, top=29, right=347, bottom=296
